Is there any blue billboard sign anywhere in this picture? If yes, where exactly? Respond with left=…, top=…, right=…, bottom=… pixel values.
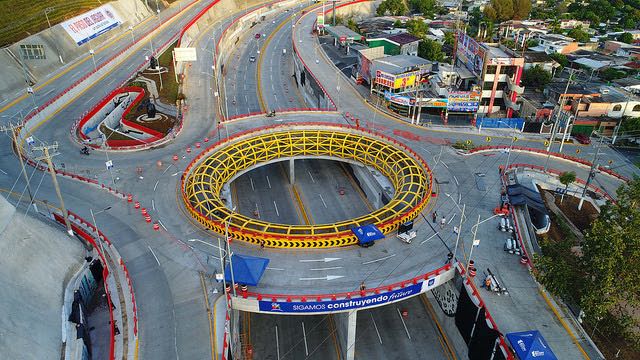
left=258, top=281, right=431, bottom=313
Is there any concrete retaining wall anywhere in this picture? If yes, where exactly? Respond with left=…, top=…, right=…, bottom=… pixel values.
left=0, top=0, right=155, bottom=103
left=333, top=0, right=381, bottom=20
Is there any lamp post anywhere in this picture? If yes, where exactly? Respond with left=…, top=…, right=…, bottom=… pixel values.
left=128, top=26, right=135, bottom=44
left=44, top=7, right=63, bottom=63
left=90, top=206, right=112, bottom=254
left=466, top=213, right=505, bottom=273
left=224, top=207, right=238, bottom=297
left=89, top=50, right=97, bottom=72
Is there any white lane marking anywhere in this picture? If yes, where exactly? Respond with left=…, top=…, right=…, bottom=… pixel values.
left=453, top=175, right=459, bottom=186
left=152, top=199, right=155, bottom=211
left=273, top=200, right=279, bottom=216
left=458, top=193, right=462, bottom=204
left=302, top=322, right=309, bottom=356
left=154, top=180, right=159, bottom=191
left=148, top=246, right=160, bottom=266
left=266, top=175, right=271, bottom=188
left=84, top=96, right=95, bottom=105
left=162, top=164, right=173, bottom=174
left=266, top=267, right=285, bottom=271
left=442, top=162, right=449, bottom=169
left=0, top=168, right=7, bottom=175
left=309, top=266, right=343, bottom=271
left=318, top=194, right=327, bottom=208
left=362, top=254, right=396, bottom=265
left=299, top=275, right=344, bottom=281
left=307, top=170, right=315, bottom=183
left=371, top=313, right=383, bottom=345
left=397, top=307, right=411, bottom=340
left=448, top=214, right=457, bottom=224
left=275, top=326, right=280, bottom=360
left=421, top=232, right=440, bottom=245
left=158, top=220, right=167, bottom=231
left=171, top=171, right=182, bottom=176
left=250, top=177, right=255, bottom=191
left=299, top=257, right=341, bottom=263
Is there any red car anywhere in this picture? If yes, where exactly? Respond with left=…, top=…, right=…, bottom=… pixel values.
left=574, top=134, right=591, bottom=144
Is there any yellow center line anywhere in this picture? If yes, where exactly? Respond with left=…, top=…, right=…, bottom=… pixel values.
left=200, top=273, right=217, bottom=360
left=421, top=293, right=457, bottom=360
left=292, top=184, right=311, bottom=225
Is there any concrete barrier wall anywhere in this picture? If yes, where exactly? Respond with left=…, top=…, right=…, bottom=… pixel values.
left=292, top=53, right=332, bottom=109
left=0, top=0, right=155, bottom=103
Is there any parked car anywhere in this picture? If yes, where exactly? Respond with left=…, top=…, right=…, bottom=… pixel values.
left=574, top=134, right=591, bottom=144
left=249, top=56, right=256, bottom=62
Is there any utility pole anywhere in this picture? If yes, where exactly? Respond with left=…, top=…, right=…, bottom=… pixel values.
left=545, top=68, right=576, bottom=172
left=32, top=142, right=73, bottom=236
left=0, top=123, right=37, bottom=212
left=578, top=136, right=604, bottom=210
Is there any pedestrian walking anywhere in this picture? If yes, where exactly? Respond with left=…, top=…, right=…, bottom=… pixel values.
left=440, top=216, right=446, bottom=230
left=432, top=211, right=437, bottom=223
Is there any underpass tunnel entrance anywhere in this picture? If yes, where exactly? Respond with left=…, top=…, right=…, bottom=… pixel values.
left=231, top=159, right=394, bottom=226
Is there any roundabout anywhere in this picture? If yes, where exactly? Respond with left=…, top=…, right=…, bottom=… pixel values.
left=182, top=123, right=433, bottom=248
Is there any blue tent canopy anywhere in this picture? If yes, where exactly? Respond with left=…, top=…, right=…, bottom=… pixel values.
left=224, top=254, right=270, bottom=286
left=351, top=224, right=384, bottom=244
left=506, top=330, right=558, bottom=360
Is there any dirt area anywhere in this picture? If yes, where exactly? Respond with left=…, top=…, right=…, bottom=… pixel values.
left=549, top=190, right=599, bottom=232
left=155, top=41, right=180, bottom=105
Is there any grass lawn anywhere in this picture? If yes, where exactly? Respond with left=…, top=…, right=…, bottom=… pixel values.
left=0, top=1, right=101, bottom=47
left=155, top=41, right=180, bottom=105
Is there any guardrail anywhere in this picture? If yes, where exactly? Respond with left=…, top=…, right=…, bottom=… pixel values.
left=468, top=145, right=630, bottom=183
left=244, top=264, right=451, bottom=302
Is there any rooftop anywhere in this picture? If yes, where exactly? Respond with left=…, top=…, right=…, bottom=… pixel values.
left=523, top=51, right=556, bottom=63
left=367, top=32, right=421, bottom=45
left=372, top=54, right=432, bottom=74
left=325, top=25, right=363, bottom=41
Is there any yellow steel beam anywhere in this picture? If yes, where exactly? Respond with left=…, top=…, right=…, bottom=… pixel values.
left=182, top=126, right=432, bottom=248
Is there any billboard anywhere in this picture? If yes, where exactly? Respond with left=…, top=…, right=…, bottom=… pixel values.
left=316, top=12, right=325, bottom=28
left=375, top=70, right=419, bottom=89
left=61, top=4, right=122, bottom=46
left=447, top=88, right=481, bottom=112
left=257, top=268, right=454, bottom=314
left=456, top=32, right=485, bottom=78
left=384, top=91, right=413, bottom=106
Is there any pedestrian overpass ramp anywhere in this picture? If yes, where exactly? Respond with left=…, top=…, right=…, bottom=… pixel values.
left=181, top=123, right=432, bottom=248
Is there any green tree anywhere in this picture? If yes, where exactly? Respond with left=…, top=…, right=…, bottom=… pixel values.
left=558, top=171, right=576, bottom=203
left=550, top=52, right=569, bottom=68
left=581, top=177, right=640, bottom=323
left=567, top=26, right=590, bottom=42
left=406, top=19, right=429, bottom=38
left=512, top=0, right=532, bottom=19
left=526, top=39, right=539, bottom=48
left=418, top=39, right=444, bottom=61
left=618, top=32, right=634, bottom=44
left=376, top=0, right=408, bottom=16
left=410, top=0, right=438, bottom=17
left=620, top=117, right=640, bottom=135
left=600, top=68, right=627, bottom=81
left=521, top=65, right=552, bottom=90
left=484, top=0, right=514, bottom=22
left=444, top=31, right=455, bottom=46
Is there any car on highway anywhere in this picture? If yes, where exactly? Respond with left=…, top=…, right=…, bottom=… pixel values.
left=254, top=33, right=261, bottom=39
left=249, top=56, right=256, bottom=62
left=574, top=134, right=591, bottom=144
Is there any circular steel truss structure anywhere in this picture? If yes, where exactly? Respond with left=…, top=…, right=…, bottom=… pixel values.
left=181, top=123, right=432, bottom=248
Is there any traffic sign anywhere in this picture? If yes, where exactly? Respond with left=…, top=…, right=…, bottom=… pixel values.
left=513, top=136, right=518, bottom=142
left=466, top=139, right=472, bottom=145
left=576, top=149, right=581, bottom=154
left=486, top=136, right=492, bottom=142
left=544, top=140, right=549, bottom=147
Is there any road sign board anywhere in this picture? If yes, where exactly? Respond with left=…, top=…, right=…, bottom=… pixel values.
left=486, top=136, right=492, bottom=142
left=174, top=47, right=197, bottom=62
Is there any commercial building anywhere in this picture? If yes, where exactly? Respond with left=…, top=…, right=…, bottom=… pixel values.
left=366, top=33, right=421, bottom=56
left=529, top=34, right=579, bottom=54
left=454, top=32, right=525, bottom=118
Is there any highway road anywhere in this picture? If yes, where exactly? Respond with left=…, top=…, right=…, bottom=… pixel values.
left=0, top=0, right=637, bottom=359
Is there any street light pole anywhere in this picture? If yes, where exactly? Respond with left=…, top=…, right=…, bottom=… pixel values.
left=44, top=7, right=63, bottom=64
left=452, top=203, right=466, bottom=263
left=578, top=135, right=604, bottom=210
left=89, top=50, right=97, bottom=72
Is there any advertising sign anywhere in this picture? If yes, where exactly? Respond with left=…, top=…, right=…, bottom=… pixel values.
left=393, top=72, right=418, bottom=89
left=316, top=12, right=325, bottom=28
left=375, top=70, right=419, bottom=89
left=422, top=98, right=448, bottom=108
left=456, top=32, right=485, bottom=78
left=61, top=4, right=122, bottom=46
left=259, top=282, right=424, bottom=313
left=173, top=47, right=198, bottom=62
left=384, top=91, right=413, bottom=106
left=447, top=89, right=481, bottom=112
left=375, top=70, right=395, bottom=87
